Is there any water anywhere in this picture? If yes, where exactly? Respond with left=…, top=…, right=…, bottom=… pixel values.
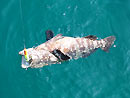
left=0, top=0, right=130, bottom=98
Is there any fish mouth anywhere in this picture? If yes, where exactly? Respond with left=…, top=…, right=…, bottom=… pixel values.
left=21, top=56, right=30, bottom=68
left=19, top=50, right=24, bottom=56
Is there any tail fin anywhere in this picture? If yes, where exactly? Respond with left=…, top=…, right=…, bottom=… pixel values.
left=101, top=36, right=116, bottom=52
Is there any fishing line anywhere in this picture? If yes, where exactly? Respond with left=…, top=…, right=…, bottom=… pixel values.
left=19, top=0, right=26, bottom=47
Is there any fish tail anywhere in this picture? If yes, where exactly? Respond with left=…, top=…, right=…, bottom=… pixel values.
left=100, top=36, right=116, bottom=52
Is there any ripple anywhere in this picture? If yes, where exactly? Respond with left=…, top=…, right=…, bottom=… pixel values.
left=1, top=0, right=15, bottom=18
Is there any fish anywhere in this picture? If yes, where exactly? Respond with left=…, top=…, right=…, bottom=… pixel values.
left=19, top=30, right=116, bottom=69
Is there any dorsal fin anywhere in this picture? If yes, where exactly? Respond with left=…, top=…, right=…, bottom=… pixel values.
left=50, top=34, right=63, bottom=42
left=84, top=35, right=97, bottom=40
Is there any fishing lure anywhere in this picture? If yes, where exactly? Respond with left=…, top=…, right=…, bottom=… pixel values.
left=24, top=48, right=29, bottom=61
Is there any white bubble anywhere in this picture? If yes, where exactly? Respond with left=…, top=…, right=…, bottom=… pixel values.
left=63, top=13, right=66, bottom=16
left=113, top=45, right=116, bottom=47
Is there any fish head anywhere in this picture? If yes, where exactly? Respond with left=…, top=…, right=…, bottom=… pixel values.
left=19, top=48, right=59, bottom=68
left=29, top=50, right=59, bottom=68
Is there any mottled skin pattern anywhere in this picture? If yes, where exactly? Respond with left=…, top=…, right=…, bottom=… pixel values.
left=19, top=34, right=115, bottom=68
left=35, top=34, right=102, bottom=59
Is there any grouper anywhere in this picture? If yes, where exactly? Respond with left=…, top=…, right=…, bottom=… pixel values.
left=19, top=30, right=116, bottom=69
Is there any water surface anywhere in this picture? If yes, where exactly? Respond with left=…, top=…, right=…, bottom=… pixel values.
left=0, top=0, right=130, bottom=98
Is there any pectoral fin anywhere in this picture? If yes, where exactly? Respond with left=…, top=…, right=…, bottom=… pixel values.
left=45, top=30, right=54, bottom=41
left=51, top=49, right=70, bottom=61
left=84, top=35, right=97, bottom=40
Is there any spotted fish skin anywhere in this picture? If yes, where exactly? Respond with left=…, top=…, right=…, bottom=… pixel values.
left=36, top=35, right=115, bottom=59
left=19, top=34, right=115, bottom=68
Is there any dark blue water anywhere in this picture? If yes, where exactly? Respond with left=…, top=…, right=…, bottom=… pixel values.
left=1, top=0, right=130, bottom=98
